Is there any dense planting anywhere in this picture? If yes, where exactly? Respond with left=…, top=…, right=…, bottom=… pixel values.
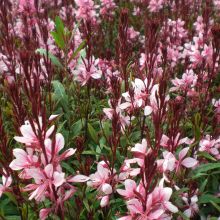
left=0, top=0, right=220, bottom=219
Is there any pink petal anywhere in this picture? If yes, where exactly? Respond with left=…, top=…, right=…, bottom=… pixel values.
left=55, top=133, right=65, bottom=152
left=69, top=175, right=89, bottom=183
left=20, top=125, right=35, bottom=138
left=53, top=172, right=65, bottom=187
left=118, top=216, right=132, bottom=220
left=127, top=199, right=143, bottom=214
left=148, top=209, right=164, bottom=219
left=39, top=208, right=52, bottom=220
left=162, top=187, right=172, bottom=201
left=164, top=201, right=178, bottom=213
left=13, top=149, right=27, bottom=160
left=14, top=136, right=31, bottom=144
left=49, top=115, right=59, bottom=121
left=100, top=195, right=109, bottom=207
left=26, top=168, right=45, bottom=182
left=44, top=164, right=53, bottom=179
left=181, top=157, right=198, bottom=168
left=117, top=189, right=127, bottom=197
left=9, top=160, right=22, bottom=170
left=125, top=179, right=136, bottom=191
left=179, top=147, right=189, bottom=160
left=97, top=163, right=109, bottom=179
left=60, top=148, right=76, bottom=159
left=144, top=106, right=153, bottom=116
left=46, top=125, right=55, bottom=138
left=160, top=135, right=169, bottom=148
left=101, top=183, right=112, bottom=194
left=91, top=71, right=102, bottom=79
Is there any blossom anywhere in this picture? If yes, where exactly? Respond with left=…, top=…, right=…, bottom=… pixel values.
left=0, top=173, right=12, bottom=197
left=9, top=148, right=38, bottom=171
left=100, top=0, right=116, bottom=16
left=73, top=58, right=102, bottom=86
left=199, top=135, right=220, bottom=159
left=75, top=0, right=97, bottom=21
left=170, top=69, right=198, bottom=93
left=103, top=99, right=132, bottom=132
left=157, top=147, right=198, bottom=173
left=148, top=0, right=165, bottom=12
left=87, top=162, right=115, bottom=207
left=175, top=147, right=198, bottom=171
left=43, top=133, right=76, bottom=164
left=14, top=118, right=55, bottom=149
left=120, top=179, right=178, bottom=219
left=24, top=164, right=65, bottom=201
left=182, top=192, right=199, bottom=218
left=19, top=0, right=36, bottom=13
left=87, top=162, right=111, bottom=190
left=117, top=179, right=137, bottom=199
left=160, top=133, right=193, bottom=151
left=131, top=139, right=149, bottom=158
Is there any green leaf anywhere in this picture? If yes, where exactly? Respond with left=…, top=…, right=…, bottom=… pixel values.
left=83, top=200, right=90, bottom=212
left=51, top=31, right=65, bottom=49
left=68, top=40, right=86, bottom=64
left=71, top=119, right=85, bottom=137
left=55, top=16, right=64, bottom=35
left=62, top=162, right=75, bottom=174
left=199, top=194, right=220, bottom=204
left=177, top=211, right=190, bottom=220
left=193, top=163, right=220, bottom=174
left=199, top=178, right=208, bottom=192
left=88, top=123, right=98, bottom=144
left=4, top=216, right=21, bottom=220
left=198, top=152, right=217, bottom=161
left=35, top=48, right=63, bottom=69
left=50, top=16, right=65, bottom=49
left=210, top=201, right=220, bottom=212
left=52, top=80, right=69, bottom=112
left=82, top=150, right=98, bottom=156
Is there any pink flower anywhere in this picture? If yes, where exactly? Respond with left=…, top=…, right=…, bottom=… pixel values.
left=87, top=162, right=112, bottom=192
left=25, top=164, right=65, bottom=201
left=160, top=133, right=193, bottom=151
left=199, top=135, right=220, bottom=159
left=75, top=0, right=97, bottom=21
left=157, top=151, right=177, bottom=172
left=120, top=78, right=152, bottom=113
left=127, top=27, right=139, bottom=41
left=120, top=179, right=178, bottom=219
left=9, top=148, right=38, bottom=171
left=118, top=159, right=140, bottom=180
left=170, top=69, right=197, bottom=93
left=117, top=179, right=137, bottom=199
left=176, top=147, right=198, bottom=171
left=131, top=139, right=149, bottom=159
left=14, top=118, right=54, bottom=149
left=87, top=162, right=115, bottom=207
left=103, top=99, right=132, bottom=132
left=182, top=192, right=199, bottom=218
left=100, top=0, right=116, bottom=16
left=158, top=147, right=198, bottom=173
left=0, top=173, right=12, bottom=197
left=73, top=58, right=102, bottom=86
left=213, top=99, right=220, bottom=113
left=44, top=133, right=76, bottom=163
left=39, top=208, right=52, bottom=220
left=19, top=0, right=36, bottom=13
left=148, top=0, right=165, bottom=12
